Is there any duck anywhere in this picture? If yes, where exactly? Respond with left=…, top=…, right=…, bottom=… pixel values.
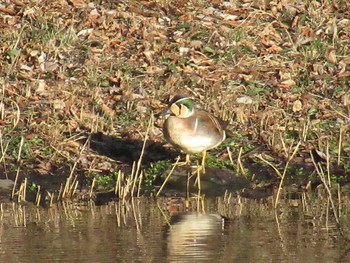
left=159, top=95, right=226, bottom=173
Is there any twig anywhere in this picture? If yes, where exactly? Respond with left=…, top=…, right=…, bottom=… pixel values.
left=310, top=150, right=350, bottom=242
left=132, top=116, right=152, bottom=196
left=11, top=136, right=24, bottom=199
left=156, top=156, right=181, bottom=196
left=255, top=154, right=283, bottom=178
left=274, top=141, right=301, bottom=208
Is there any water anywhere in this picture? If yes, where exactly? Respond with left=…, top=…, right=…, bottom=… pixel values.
left=0, top=196, right=349, bottom=262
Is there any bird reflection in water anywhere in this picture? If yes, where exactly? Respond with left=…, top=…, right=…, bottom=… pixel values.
left=166, top=213, right=225, bottom=262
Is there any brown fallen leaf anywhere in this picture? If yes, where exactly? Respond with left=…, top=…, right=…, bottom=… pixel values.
left=325, top=46, right=337, bottom=64
left=53, top=99, right=65, bottom=110
left=146, top=66, right=166, bottom=74
left=68, top=0, right=87, bottom=8
left=40, top=61, right=59, bottom=72
left=36, top=161, right=53, bottom=175
left=36, top=80, right=49, bottom=96
left=292, top=99, right=302, bottom=112
left=11, top=0, right=25, bottom=7
left=265, top=45, right=283, bottom=54
left=88, top=8, right=100, bottom=22
left=143, top=50, right=154, bottom=64
left=291, top=16, right=299, bottom=29
left=278, top=79, right=296, bottom=89
left=0, top=7, right=16, bottom=15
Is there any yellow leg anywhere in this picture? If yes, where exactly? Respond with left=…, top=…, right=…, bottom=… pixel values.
left=199, top=150, right=206, bottom=174
left=186, top=154, right=190, bottom=164
left=176, top=153, right=206, bottom=174
left=177, top=154, right=191, bottom=166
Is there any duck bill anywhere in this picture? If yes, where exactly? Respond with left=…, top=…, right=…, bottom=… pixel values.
left=154, top=106, right=171, bottom=118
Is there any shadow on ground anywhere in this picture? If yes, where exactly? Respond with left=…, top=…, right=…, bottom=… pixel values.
left=88, top=132, right=178, bottom=165
left=87, top=132, right=255, bottom=198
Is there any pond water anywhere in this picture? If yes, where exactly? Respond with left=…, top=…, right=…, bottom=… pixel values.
left=0, top=196, right=349, bottom=262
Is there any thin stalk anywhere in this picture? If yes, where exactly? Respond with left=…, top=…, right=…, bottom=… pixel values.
left=237, top=147, right=246, bottom=176
left=156, top=156, right=181, bottom=196
left=310, top=150, right=350, bottom=242
left=255, top=154, right=283, bottom=178
left=49, top=192, right=54, bottom=207
left=35, top=185, right=41, bottom=206
left=133, top=116, right=152, bottom=196
left=89, top=177, right=96, bottom=199
left=274, top=141, right=301, bottom=208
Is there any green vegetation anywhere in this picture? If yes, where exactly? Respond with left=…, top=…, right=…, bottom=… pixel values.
left=94, top=173, right=116, bottom=191
left=205, top=154, right=233, bottom=170
left=145, top=160, right=172, bottom=186
left=8, top=135, right=51, bottom=159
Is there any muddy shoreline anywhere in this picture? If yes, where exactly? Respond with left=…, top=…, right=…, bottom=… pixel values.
left=2, top=132, right=349, bottom=206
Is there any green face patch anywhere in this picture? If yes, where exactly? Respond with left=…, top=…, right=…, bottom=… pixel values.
left=169, top=97, right=194, bottom=118
left=170, top=98, right=194, bottom=118
left=176, top=98, right=193, bottom=112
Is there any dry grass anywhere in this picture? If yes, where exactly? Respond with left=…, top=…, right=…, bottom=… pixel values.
left=0, top=0, right=350, bottom=203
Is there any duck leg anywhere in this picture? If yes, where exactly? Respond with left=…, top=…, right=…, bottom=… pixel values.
left=176, top=154, right=191, bottom=166
left=176, top=152, right=206, bottom=174
left=200, top=150, right=207, bottom=174
left=186, top=154, right=190, bottom=164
